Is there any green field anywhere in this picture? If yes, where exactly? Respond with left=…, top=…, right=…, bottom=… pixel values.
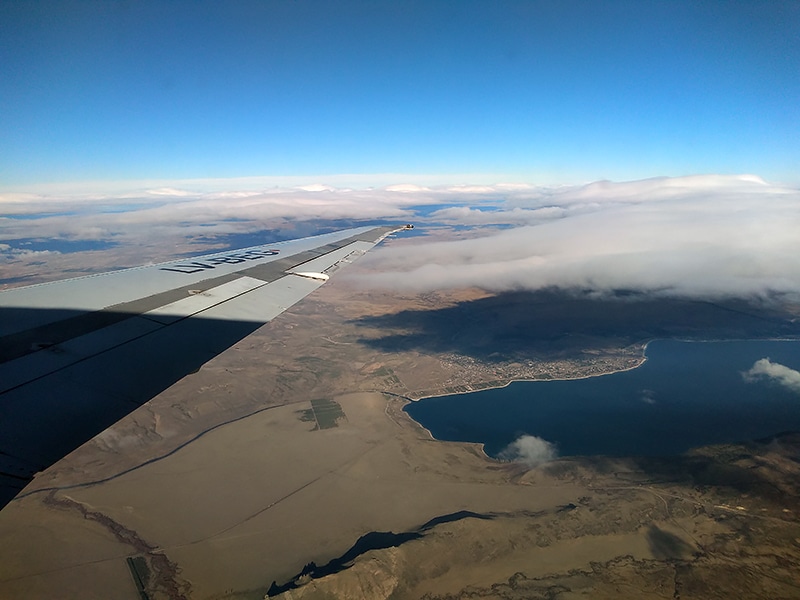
left=299, top=398, right=347, bottom=430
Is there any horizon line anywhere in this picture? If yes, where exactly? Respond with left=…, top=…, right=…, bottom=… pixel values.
left=1, top=171, right=794, bottom=198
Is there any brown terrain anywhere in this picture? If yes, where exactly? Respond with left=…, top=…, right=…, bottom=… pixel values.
left=1, top=246, right=800, bottom=599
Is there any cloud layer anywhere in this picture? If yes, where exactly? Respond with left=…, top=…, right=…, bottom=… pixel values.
left=0, top=185, right=423, bottom=245
left=742, top=358, right=800, bottom=394
left=3, top=174, right=799, bottom=300
left=360, top=175, right=800, bottom=299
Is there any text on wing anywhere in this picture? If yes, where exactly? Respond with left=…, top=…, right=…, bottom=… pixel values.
left=159, top=249, right=280, bottom=274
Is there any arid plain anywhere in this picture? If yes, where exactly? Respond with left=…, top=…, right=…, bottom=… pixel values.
left=2, top=247, right=800, bottom=599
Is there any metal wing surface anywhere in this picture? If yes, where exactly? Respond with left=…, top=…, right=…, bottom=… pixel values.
left=0, top=225, right=406, bottom=507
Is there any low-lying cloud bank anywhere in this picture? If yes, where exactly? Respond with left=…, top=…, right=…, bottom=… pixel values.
left=3, top=174, right=799, bottom=300
left=359, top=174, right=800, bottom=299
left=742, top=358, right=800, bottom=394
left=498, top=434, right=558, bottom=466
left=0, top=185, right=423, bottom=244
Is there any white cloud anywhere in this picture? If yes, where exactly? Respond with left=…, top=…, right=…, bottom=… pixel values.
left=0, top=193, right=42, bottom=204
left=384, top=184, right=431, bottom=192
left=742, top=358, right=800, bottom=394
left=295, top=184, right=336, bottom=192
left=494, top=182, right=535, bottom=190
left=4, top=173, right=799, bottom=303
left=498, top=434, right=558, bottom=467
left=0, top=172, right=514, bottom=196
left=359, top=175, right=800, bottom=299
left=145, top=187, right=195, bottom=197
left=0, top=185, right=421, bottom=244
left=445, top=185, right=497, bottom=193
left=0, top=246, right=60, bottom=258
left=428, top=205, right=567, bottom=226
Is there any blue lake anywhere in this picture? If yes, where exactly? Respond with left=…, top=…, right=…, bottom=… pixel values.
left=404, top=340, right=800, bottom=458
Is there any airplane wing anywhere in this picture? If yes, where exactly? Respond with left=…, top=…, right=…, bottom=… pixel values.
left=0, top=224, right=410, bottom=508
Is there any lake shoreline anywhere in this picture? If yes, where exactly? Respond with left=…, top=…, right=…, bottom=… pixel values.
left=403, top=337, right=800, bottom=462
left=409, top=335, right=800, bottom=403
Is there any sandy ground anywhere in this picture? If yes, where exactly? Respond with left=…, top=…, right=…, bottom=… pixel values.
left=0, top=389, right=587, bottom=599
left=3, top=381, right=800, bottom=599
left=2, top=267, right=800, bottom=599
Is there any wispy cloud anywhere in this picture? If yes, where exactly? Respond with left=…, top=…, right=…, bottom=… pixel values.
left=0, top=243, right=60, bottom=258
left=742, top=358, right=800, bottom=394
left=498, top=434, right=558, bottom=467
left=640, top=389, right=657, bottom=404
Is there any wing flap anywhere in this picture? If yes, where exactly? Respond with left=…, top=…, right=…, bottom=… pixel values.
left=286, top=240, right=374, bottom=277
left=142, top=276, right=269, bottom=325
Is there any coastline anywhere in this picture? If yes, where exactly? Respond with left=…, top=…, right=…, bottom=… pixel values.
left=395, top=342, right=652, bottom=462
left=400, top=336, right=800, bottom=461
left=407, top=342, right=651, bottom=403
left=407, top=335, right=800, bottom=403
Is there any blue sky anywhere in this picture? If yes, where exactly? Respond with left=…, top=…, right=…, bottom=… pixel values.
left=1, top=0, right=799, bottom=188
